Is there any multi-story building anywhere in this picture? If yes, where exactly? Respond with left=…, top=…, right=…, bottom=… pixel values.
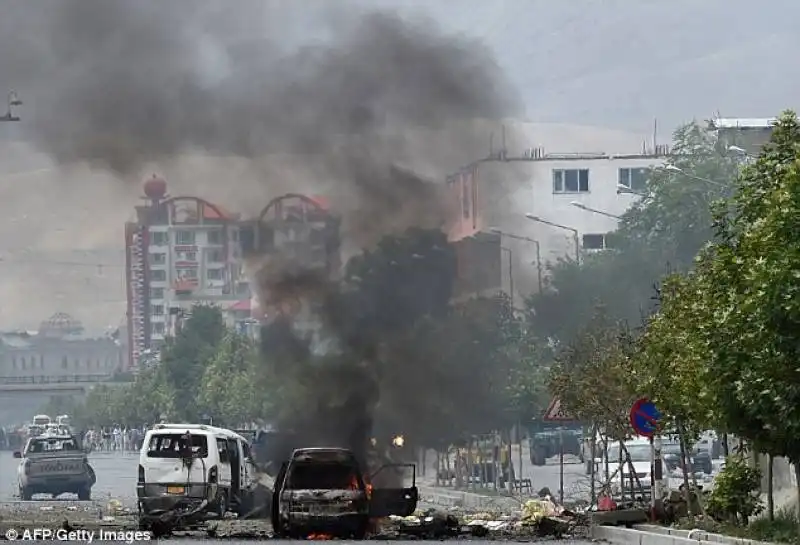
left=238, top=193, right=341, bottom=334
left=124, top=176, right=250, bottom=370
left=445, top=146, right=670, bottom=303
left=708, top=117, right=776, bottom=156
left=0, top=312, right=123, bottom=422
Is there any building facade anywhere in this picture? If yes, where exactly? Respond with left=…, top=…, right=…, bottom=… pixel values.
left=125, top=176, right=251, bottom=370
left=708, top=117, right=776, bottom=156
left=124, top=180, right=342, bottom=369
left=445, top=146, right=670, bottom=302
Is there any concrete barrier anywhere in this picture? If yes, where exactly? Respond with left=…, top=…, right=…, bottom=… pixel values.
left=593, top=524, right=776, bottom=545
left=417, top=485, right=521, bottom=511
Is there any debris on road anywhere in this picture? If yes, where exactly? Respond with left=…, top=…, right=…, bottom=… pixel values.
left=375, top=494, right=588, bottom=540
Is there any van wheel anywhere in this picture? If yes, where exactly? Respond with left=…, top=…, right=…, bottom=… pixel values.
left=19, top=487, right=32, bottom=501
left=78, top=488, right=91, bottom=501
left=216, top=491, right=228, bottom=518
left=352, top=517, right=369, bottom=539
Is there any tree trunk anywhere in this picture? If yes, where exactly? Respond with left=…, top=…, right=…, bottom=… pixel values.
left=767, top=454, right=774, bottom=521
left=722, top=433, right=729, bottom=457
left=794, top=462, right=800, bottom=519
left=676, top=421, right=693, bottom=514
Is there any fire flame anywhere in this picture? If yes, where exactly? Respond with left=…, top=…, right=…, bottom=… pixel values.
left=392, top=435, right=404, bottom=447
left=307, top=533, right=333, bottom=540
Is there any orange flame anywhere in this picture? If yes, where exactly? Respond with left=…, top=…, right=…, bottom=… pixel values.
left=307, top=533, right=333, bottom=540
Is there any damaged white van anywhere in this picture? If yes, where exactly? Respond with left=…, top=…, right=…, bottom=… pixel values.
left=137, top=424, right=258, bottom=520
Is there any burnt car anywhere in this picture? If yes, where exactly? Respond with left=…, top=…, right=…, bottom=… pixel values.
left=271, top=447, right=417, bottom=539
left=662, top=440, right=712, bottom=474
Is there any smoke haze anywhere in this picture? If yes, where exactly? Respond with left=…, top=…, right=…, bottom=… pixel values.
left=0, top=0, right=520, bottom=449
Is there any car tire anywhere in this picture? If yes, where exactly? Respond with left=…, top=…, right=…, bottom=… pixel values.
left=216, top=491, right=228, bottom=518
left=531, top=447, right=547, bottom=466
left=19, top=487, right=32, bottom=501
left=78, top=488, right=91, bottom=501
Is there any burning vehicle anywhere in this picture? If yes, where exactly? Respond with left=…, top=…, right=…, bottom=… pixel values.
left=271, top=447, right=417, bottom=539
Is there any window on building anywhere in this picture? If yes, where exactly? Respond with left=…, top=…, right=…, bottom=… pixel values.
left=151, top=304, right=165, bottom=316
left=176, top=230, right=195, bottom=245
left=553, top=169, right=590, bottom=193
left=62, top=356, right=68, bottom=369
left=151, top=231, right=169, bottom=245
left=20, top=357, right=26, bottom=369
left=176, top=267, right=198, bottom=279
left=11, top=357, right=16, bottom=369
left=150, top=287, right=165, bottom=299
left=96, top=359, right=100, bottom=369
left=618, top=167, right=649, bottom=191
left=207, top=268, right=224, bottom=281
left=74, top=358, right=79, bottom=368
left=150, top=253, right=166, bottom=265
left=207, top=230, right=223, bottom=245
left=39, top=355, right=44, bottom=368
left=152, top=322, right=165, bottom=336
left=582, top=233, right=607, bottom=250
left=151, top=269, right=166, bottom=282
left=207, top=249, right=225, bottom=263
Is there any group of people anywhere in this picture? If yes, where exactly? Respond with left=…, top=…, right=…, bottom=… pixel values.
left=82, top=426, right=146, bottom=452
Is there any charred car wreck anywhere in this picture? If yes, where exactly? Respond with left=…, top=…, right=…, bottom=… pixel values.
left=271, top=447, right=417, bottom=539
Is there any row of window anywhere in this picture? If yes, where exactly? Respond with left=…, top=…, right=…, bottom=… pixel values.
left=7, top=355, right=115, bottom=370
left=149, top=267, right=226, bottom=282
left=151, top=229, right=233, bottom=247
left=552, top=167, right=649, bottom=194
left=150, top=249, right=226, bottom=265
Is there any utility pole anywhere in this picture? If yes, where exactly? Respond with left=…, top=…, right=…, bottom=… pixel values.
left=0, top=91, right=22, bottom=122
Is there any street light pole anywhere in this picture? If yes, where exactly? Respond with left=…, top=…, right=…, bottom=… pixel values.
left=489, top=228, right=543, bottom=293
left=0, top=91, right=22, bottom=122
left=525, top=214, right=580, bottom=264
left=665, top=164, right=725, bottom=187
left=570, top=201, right=622, bottom=220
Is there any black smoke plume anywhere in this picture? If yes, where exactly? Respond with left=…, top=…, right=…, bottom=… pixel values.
left=0, top=0, right=519, bottom=459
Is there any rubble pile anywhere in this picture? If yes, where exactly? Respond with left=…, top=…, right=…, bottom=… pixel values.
left=375, top=496, right=589, bottom=540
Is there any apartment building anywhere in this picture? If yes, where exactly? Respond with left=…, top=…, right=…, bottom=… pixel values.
left=124, top=176, right=250, bottom=370
left=445, top=146, right=670, bottom=302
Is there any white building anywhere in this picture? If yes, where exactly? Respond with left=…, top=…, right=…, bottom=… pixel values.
left=445, top=146, right=669, bottom=301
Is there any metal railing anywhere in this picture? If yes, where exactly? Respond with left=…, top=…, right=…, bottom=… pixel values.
left=0, top=374, right=114, bottom=385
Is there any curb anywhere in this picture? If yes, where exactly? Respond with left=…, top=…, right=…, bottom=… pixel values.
left=592, top=524, right=777, bottom=545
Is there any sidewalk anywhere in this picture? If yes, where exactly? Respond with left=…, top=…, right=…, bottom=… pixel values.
left=417, top=484, right=523, bottom=511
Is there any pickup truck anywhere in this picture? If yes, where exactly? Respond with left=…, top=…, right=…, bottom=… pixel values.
left=15, top=434, right=95, bottom=500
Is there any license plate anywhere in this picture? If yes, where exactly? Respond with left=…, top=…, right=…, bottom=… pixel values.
left=166, top=486, right=185, bottom=495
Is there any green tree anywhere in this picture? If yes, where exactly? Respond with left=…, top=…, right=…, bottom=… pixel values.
left=157, top=305, right=227, bottom=421
left=199, top=331, right=264, bottom=426
left=697, top=112, right=800, bottom=478
left=548, top=309, right=637, bottom=439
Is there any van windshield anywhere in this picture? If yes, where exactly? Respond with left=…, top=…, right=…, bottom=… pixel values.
left=147, top=433, right=208, bottom=458
left=286, top=462, right=360, bottom=490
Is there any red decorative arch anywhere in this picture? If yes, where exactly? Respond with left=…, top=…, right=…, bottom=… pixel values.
left=257, top=193, right=329, bottom=223
left=159, top=195, right=231, bottom=223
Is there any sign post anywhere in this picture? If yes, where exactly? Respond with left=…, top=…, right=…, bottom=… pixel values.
left=629, top=398, right=662, bottom=515
left=543, top=398, right=575, bottom=504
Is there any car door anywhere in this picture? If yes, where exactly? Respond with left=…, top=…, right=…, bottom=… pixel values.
left=368, top=463, right=418, bottom=518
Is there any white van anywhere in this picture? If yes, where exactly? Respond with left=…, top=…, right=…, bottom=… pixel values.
left=136, top=424, right=258, bottom=519
left=32, top=415, right=51, bottom=427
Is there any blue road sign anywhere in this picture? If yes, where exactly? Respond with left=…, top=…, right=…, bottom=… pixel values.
left=629, top=398, right=661, bottom=437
